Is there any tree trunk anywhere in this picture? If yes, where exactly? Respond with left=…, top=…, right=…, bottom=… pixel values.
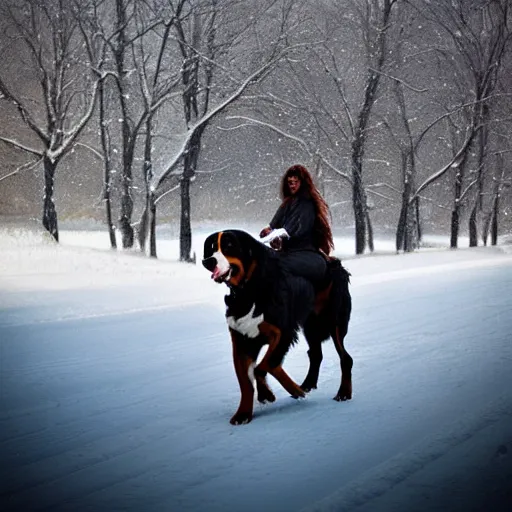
left=450, top=165, right=464, bottom=249
left=99, top=79, right=117, bottom=249
left=491, top=194, right=499, bottom=246
left=351, top=149, right=366, bottom=254
left=138, top=117, right=155, bottom=254
left=119, top=188, right=134, bottom=249
left=353, top=182, right=366, bottom=254
left=415, top=197, right=422, bottom=244
left=481, top=211, right=492, bottom=246
left=179, top=129, right=203, bottom=262
left=491, top=154, right=504, bottom=247
left=468, top=103, right=488, bottom=247
left=42, top=156, right=59, bottom=242
left=149, top=196, right=157, bottom=258
left=366, top=209, right=374, bottom=253
left=138, top=206, right=149, bottom=253
left=105, top=194, right=116, bottom=249
left=396, top=197, right=407, bottom=252
left=114, top=0, right=135, bottom=250
left=450, top=208, right=460, bottom=249
left=469, top=203, right=478, bottom=247
left=180, top=175, right=193, bottom=262
left=349, top=1, right=395, bottom=255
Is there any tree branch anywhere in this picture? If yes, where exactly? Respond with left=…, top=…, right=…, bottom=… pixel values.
left=368, top=67, right=428, bottom=93
left=0, top=156, right=43, bottom=183
left=224, top=115, right=352, bottom=184
left=0, top=136, right=43, bottom=157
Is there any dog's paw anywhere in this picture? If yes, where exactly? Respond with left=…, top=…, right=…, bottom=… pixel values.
left=290, top=387, right=306, bottom=399
left=230, top=411, right=253, bottom=425
left=333, top=382, right=352, bottom=401
left=300, top=380, right=318, bottom=394
left=257, top=387, right=276, bottom=404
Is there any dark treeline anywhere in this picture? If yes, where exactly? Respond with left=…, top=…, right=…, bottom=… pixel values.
left=0, top=0, right=511, bottom=258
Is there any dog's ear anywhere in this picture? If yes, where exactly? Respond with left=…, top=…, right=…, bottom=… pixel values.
left=203, top=232, right=217, bottom=258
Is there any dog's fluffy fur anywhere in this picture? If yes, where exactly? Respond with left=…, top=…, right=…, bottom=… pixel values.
left=203, top=229, right=353, bottom=425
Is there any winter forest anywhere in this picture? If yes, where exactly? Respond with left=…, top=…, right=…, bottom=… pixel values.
left=0, top=0, right=511, bottom=259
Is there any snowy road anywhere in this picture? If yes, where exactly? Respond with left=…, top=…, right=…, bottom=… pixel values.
left=1, top=246, right=512, bottom=511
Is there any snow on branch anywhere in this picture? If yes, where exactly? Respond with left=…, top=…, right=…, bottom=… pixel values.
left=411, top=127, right=474, bottom=202
left=73, top=142, right=104, bottom=161
left=367, top=67, right=428, bottom=93
left=0, top=136, right=43, bottom=157
left=155, top=183, right=180, bottom=205
left=459, top=179, right=479, bottom=203
left=47, top=79, right=101, bottom=163
left=366, top=188, right=394, bottom=201
left=0, top=157, right=43, bottom=183
left=0, top=77, right=49, bottom=145
left=415, top=93, right=512, bottom=153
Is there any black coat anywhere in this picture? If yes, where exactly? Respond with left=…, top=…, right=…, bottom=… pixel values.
left=269, top=195, right=316, bottom=252
left=269, top=195, right=326, bottom=284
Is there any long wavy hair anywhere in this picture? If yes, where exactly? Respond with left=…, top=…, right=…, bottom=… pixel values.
left=280, top=164, right=334, bottom=255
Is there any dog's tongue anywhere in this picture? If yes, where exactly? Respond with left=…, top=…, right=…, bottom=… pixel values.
left=212, top=267, right=222, bottom=280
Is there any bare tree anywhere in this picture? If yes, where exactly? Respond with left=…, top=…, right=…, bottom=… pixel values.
left=390, top=79, right=421, bottom=252
left=0, top=0, right=101, bottom=241
left=76, top=0, right=184, bottom=252
left=132, top=0, right=185, bottom=257
left=482, top=151, right=511, bottom=245
left=75, top=0, right=117, bottom=248
left=413, top=0, right=512, bottom=247
left=149, top=0, right=307, bottom=262
left=346, top=0, right=400, bottom=254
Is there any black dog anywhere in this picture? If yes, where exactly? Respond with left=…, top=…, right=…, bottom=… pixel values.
left=202, top=229, right=352, bottom=425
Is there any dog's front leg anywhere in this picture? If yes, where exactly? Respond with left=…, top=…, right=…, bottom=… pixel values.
left=255, top=370, right=276, bottom=404
left=230, top=330, right=255, bottom=425
left=256, top=322, right=306, bottom=399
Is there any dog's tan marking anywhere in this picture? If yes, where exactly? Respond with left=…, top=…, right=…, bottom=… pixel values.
left=256, top=322, right=305, bottom=398
left=246, top=260, right=257, bottom=281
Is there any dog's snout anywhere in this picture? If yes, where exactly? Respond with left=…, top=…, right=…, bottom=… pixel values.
left=202, top=256, right=217, bottom=272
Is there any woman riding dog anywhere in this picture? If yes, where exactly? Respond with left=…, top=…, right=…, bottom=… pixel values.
left=260, top=164, right=334, bottom=285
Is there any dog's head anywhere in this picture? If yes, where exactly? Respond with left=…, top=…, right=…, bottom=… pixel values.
left=202, top=230, right=257, bottom=287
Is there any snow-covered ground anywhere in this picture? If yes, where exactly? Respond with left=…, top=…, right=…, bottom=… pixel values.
left=1, top=224, right=512, bottom=512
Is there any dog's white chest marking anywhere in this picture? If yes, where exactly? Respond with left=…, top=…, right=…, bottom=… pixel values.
left=227, top=304, right=263, bottom=338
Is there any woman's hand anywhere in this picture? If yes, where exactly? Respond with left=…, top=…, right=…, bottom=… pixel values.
left=259, top=226, right=272, bottom=238
left=270, top=237, right=283, bottom=251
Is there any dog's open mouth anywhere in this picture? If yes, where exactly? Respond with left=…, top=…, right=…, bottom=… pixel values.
left=212, top=266, right=232, bottom=283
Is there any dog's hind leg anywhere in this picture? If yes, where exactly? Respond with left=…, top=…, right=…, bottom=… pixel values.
left=327, top=262, right=353, bottom=401
left=331, top=322, right=353, bottom=401
left=300, top=315, right=326, bottom=393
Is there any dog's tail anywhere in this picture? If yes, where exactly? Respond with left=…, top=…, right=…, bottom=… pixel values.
left=327, top=257, right=352, bottom=326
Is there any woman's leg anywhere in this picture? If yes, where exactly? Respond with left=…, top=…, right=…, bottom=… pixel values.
left=279, top=250, right=327, bottom=284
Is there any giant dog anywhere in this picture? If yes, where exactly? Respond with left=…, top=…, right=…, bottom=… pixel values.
left=202, top=229, right=352, bottom=425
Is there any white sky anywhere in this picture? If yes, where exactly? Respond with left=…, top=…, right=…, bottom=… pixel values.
left=1, top=226, right=512, bottom=511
